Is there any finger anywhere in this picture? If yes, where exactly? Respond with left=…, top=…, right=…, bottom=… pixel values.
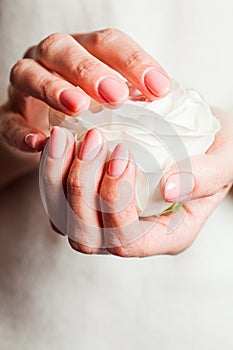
left=67, top=128, right=107, bottom=254
left=161, top=110, right=233, bottom=201
left=0, top=105, right=46, bottom=152
left=100, top=144, right=146, bottom=256
left=40, top=127, right=75, bottom=235
left=161, top=155, right=232, bottom=202
left=73, top=28, right=171, bottom=99
left=10, top=58, right=90, bottom=115
left=30, top=33, right=129, bottom=104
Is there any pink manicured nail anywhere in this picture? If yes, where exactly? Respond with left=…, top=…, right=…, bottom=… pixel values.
left=78, top=129, right=102, bottom=161
left=144, top=69, right=171, bottom=97
left=107, top=144, right=129, bottom=177
left=25, top=133, right=39, bottom=149
left=98, top=78, right=129, bottom=103
left=60, top=89, right=90, bottom=112
left=49, top=127, right=67, bottom=159
left=164, top=172, right=195, bottom=202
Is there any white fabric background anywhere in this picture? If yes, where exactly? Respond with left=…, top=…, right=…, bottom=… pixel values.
left=0, top=0, right=233, bottom=349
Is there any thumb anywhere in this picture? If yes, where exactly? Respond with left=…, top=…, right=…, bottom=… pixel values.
left=0, top=110, right=47, bottom=152
left=161, top=154, right=233, bottom=202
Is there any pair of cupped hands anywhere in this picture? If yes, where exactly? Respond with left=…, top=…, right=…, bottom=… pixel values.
left=0, top=29, right=232, bottom=257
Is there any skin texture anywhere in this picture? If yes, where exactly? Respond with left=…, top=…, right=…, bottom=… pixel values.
left=0, top=28, right=232, bottom=256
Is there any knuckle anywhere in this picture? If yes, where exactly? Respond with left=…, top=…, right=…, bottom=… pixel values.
left=43, top=173, right=60, bottom=189
left=67, top=165, right=96, bottom=200
left=23, top=45, right=36, bottom=59
left=109, top=245, right=135, bottom=258
left=91, top=27, right=121, bottom=46
left=101, top=191, right=118, bottom=204
left=38, top=76, right=61, bottom=101
left=100, top=194, right=118, bottom=214
left=100, top=184, right=134, bottom=214
left=100, top=183, right=118, bottom=204
left=10, top=59, right=25, bottom=85
left=36, top=32, right=68, bottom=60
left=80, top=246, right=99, bottom=255
left=38, top=78, right=52, bottom=101
left=75, top=59, right=99, bottom=81
left=67, top=175, right=83, bottom=197
left=69, top=239, right=80, bottom=252
left=125, top=50, right=148, bottom=70
left=69, top=239, right=99, bottom=254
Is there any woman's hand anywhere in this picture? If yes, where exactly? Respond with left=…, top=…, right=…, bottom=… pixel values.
left=41, top=107, right=233, bottom=257
left=0, top=28, right=171, bottom=153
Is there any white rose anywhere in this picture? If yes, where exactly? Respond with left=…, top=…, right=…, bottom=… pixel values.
left=49, top=81, right=220, bottom=217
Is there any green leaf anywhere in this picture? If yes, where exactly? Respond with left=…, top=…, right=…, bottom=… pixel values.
left=160, top=202, right=183, bottom=216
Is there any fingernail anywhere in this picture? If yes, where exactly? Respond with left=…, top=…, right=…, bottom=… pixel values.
left=164, top=172, right=195, bottom=202
left=98, top=78, right=129, bottom=103
left=60, top=89, right=90, bottom=112
left=144, top=69, right=171, bottom=97
left=25, top=133, right=39, bottom=149
left=78, top=129, right=102, bottom=161
left=107, top=144, right=129, bottom=177
left=49, top=127, right=67, bottom=159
